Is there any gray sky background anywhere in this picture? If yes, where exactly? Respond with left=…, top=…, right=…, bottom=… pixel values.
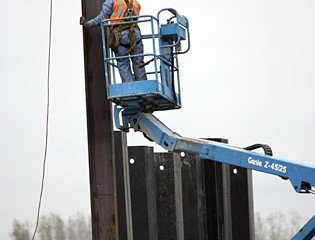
left=1, top=0, right=315, bottom=239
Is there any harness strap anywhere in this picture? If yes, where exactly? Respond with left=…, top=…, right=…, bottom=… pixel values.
left=113, top=23, right=139, bottom=31
left=119, top=38, right=141, bottom=48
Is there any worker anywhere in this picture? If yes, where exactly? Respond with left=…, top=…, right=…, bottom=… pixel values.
left=80, top=0, right=147, bottom=83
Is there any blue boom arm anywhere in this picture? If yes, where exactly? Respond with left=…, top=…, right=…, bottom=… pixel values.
left=102, top=7, right=314, bottom=239
left=115, top=106, right=315, bottom=240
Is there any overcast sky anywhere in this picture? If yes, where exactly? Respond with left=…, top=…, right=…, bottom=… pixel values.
left=1, top=0, right=315, bottom=239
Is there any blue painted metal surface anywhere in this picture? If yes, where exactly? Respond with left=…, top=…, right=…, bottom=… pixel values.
left=115, top=108, right=315, bottom=240
left=101, top=9, right=190, bottom=112
left=292, top=215, right=315, bottom=240
left=101, top=7, right=314, bottom=240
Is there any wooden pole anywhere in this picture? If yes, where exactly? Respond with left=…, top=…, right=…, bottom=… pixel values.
left=81, top=1, right=118, bottom=239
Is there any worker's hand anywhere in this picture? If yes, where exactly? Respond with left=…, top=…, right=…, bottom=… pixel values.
left=80, top=16, right=87, bottom=27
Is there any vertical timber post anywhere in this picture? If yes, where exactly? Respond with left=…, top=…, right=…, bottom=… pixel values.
left=81, top=1, right=121, bottom=239
left=128, top=146, right=158, bottom=240
left=203, top=138, right=255, bottom=240
left=178, top=137, right=254, bottom=239
left=155, top=152, right=184, bottom=240
left=181, top=153, right=207, bottom=240
left=229, top=165, right=255, bottom=239
left=114, top=131, right=134, bottom=240
left=203, top=138, right=232, bottom=240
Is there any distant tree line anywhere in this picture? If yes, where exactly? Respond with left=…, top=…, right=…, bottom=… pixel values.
left=10, top=212, right=91, bottom=240
left=255, top=211, right=306, bottom=240
left=10, top=211, right=306, bottom=240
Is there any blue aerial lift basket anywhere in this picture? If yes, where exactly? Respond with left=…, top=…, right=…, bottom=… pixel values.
left=101, top=8, right=190, bottom=112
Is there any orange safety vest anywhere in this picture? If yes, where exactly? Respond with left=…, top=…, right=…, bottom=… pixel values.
left=110, top=0, right=141, bottom=25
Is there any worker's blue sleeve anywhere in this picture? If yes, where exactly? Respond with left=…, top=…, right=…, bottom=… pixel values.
left=86, top=0, right=113, bottom=27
